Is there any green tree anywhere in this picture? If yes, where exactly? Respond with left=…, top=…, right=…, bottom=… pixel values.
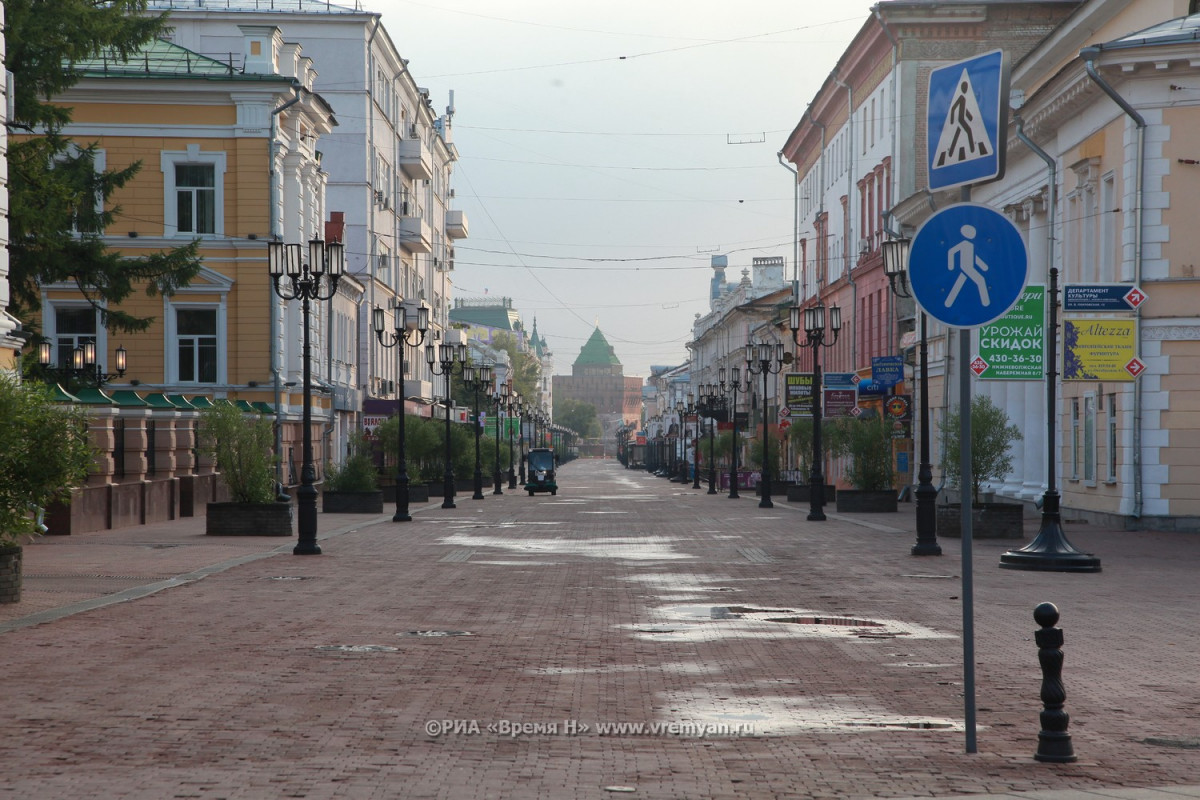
left=0, top=375, right=92, bottom=544
left=554, top=397, right=601, bottom=439
left=490, top=331, right=542, bottom=402
left=6, top=0, right=203, bottom=334
left=826, top=414, right=895, bottom=491
left=940, top=395, right=1023, bottom=503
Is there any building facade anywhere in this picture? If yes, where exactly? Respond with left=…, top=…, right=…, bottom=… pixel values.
left=552, top=327, right=641, bottom=445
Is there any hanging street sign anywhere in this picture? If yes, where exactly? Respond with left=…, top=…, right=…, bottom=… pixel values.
left=927, top=49, right=1008, bottom=192
left=1063, top=283, right=1148, bottom=311
left=908, top=202, right=1029, bottom=329
left=976, top=284, right=1045, bottom=380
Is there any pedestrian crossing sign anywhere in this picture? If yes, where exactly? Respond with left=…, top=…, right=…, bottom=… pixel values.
left=927, top=50, right=1008, bottom=192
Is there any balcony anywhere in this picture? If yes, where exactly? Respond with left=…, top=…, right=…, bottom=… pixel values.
left=398, top=138, right=433, bottom=181
left=398, top=214, right=432, bottom=253
left=446, top=209, right=468, bottom=240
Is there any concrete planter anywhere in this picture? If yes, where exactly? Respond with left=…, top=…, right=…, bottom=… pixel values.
left=937, top=502, right=1025, bottom=539
left=786, top=484, right=837, bottom=503
left=322, top=490, right=384, bottom=514
left=0, top=544, right=22, bottom=604
left=835, top=489, right=898, bottom=513
left=205, top=501, right=293, bottom=536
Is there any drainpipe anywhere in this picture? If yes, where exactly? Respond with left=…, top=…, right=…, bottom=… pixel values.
left=813, top=116, right=826, bottom=302
left=1082, top=47, right=1146, bottom=520
left=366, top=17, right=382, bottom=396
left=834, top=75, right=858, bottom=371
left=270, top=79, right=304, bottom=498
left=777, top=151, right=800, bottom=308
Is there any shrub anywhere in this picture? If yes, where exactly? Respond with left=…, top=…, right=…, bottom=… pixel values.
left=827, top=414, right=895, bottom=491
left=198, top=402, right=276, bottom=504
left=940, top=395, right=1023, bottom=503
left=0, top=374, right=92, bottom=545
left=325, top=432, right=379, bottom=492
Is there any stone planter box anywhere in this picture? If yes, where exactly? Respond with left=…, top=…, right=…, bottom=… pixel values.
left=755, top=480, right=791, bottom=496
left=206, top=501, right=293, bottom=536
left=0, top=544, right=22, bottom=604
left=937, top=502, right=1025, bottom=539
left=322, top=490, right=384, bottom=514
left=406, top=484, right=430, bottom=504
left=786, top=484, right=837, bottom=503
left=835, top=489, right=898, bottom=513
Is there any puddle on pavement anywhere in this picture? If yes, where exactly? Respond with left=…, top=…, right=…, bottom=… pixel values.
left=397, top=630, right=475, bottom=638
left=441, top=533, right=694, bottom=561
left=658, top=688, right=962, bottom=735
left=625, top=604, right=950, bottom=642
left=314, top=645, right=399, bottom=654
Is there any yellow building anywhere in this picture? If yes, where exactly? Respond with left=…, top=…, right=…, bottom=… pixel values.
left=23, top=31, right=345, bottom=532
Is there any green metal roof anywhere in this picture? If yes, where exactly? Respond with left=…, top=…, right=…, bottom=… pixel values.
left=49, top=383, right=81, bottom=404
left=166, top=394, right=195, bottom=409
left=74, top=38, right=288, bottom=82
left=188, top=396, right=216, bottom=409
left=235, top=399, right=257, bottom=413
left=574, top=327, right=621, bottom=366
left=252, top=401, right=275, bottom=414
left=449, top=305, right=520, bottom=331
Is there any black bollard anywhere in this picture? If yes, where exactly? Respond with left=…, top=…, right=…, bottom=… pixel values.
left=1033, top=602, right=1077, bottom=763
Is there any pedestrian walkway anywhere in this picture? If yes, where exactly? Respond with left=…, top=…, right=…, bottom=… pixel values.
left=3, top=460, right=1199, bottom=799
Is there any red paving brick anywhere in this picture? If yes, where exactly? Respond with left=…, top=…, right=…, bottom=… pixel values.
left=2, top=459, right=1199, bottom=799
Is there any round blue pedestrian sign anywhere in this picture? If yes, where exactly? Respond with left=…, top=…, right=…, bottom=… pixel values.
left=908, top=203, right=1028, bottom=328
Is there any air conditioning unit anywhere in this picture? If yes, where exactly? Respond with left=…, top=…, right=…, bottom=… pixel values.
left=408, top=124, right=418, bottom=137
left=375, top=190, right=385, bottom=206
left=382, top=196, right=391, bottom=210
left=857, top=237, right=871, bottom=254
left=449, top=189, right=455, bottom=198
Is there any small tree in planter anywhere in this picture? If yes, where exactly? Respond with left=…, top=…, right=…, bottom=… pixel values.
left=937, top=395, right=1025, bottom=538
left=199, top=403, right=290, bottom=536
left=0, top=374, right=92, bottom=603
left=322, top=431, right=383, bottom=513
left=827, top=414, right=897, bottom=512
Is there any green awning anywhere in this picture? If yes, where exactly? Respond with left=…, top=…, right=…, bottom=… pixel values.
left=74, top=387, right=117, bottom=405
left=252, top=401, right=275, bottom=414
left=234, top=399, right=256, bottom=412
left=166, top=394, right=195, bottom=409
left=141, top=392, right=180, bottom=409
left=49, top=383, right=81, bottom=404
left=109, top=390, right=150, bottom=407
left=188, top=395, right=215, bottom=409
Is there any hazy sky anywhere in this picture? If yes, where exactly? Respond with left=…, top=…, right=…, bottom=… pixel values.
left=369, top=0, right=879, bottom=377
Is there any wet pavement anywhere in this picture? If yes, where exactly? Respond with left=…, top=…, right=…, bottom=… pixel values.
left=2, top=459, right=1199, bottom=799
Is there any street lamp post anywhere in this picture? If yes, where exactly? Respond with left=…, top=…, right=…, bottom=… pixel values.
left=719, top=366, right=747, bottom=499
left=268, top=237, right=344, bottom=555
left=699, top=383, right=720, bottom=494
left=690, top=394, right=702, bottom=489
left=883, top=238, right=942, bottom=555
left=463, top=361, right=493, bottom=500
left=789, top=302, right=842, bottom=522
left=517, top=399, right=527, bottom=485
left=426, top=338, right=467, bottom=509
left=373, top=300, right=430, bottom=522
left=506, top=385, right=519, bottom=488
left=492, top=384, right=506, bottom=496
left=746, top=340, right=785, bottom=509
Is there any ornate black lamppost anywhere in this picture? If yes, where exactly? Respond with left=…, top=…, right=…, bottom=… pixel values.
left=506, top=383, right=519, bottom=488
left=746, top=340, right=785, bottom=508
left=268, top=237, right=344, bottom=555
left=689, top=393, right=702, bottom=489
left=492, top=383, right=506, bottom=495
left=517, top=398, right=527, bottom=485
left=426, top=338, right=467, bottom=509
left=38, top=340, right=127, bottom=388
left=719, top=366, right=747, bottom=499
left=699, top=383, right=721, bottom=494
left=463, top=361, right=493, bottom=500
left=883, top=238, right=941, bottom=555
left=373, top=300, right=430, bottom=522
left=789, top=302, right=841, bottom=522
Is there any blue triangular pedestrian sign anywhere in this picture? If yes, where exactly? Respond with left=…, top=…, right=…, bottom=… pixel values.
left=927, top=50, right=1008, bottom=192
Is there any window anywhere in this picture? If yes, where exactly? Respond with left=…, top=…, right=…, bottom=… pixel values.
left=1107, top=393, right=1118, bottom=482
left=161, top=147, right=226, bottom=237
left=176, top=308, right=218, bottom=383
left=175, top=164, right=216, bottom=234
left=53, top=306, right=98, bottom=366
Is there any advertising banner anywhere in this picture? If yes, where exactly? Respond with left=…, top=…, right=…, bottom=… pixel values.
left=976, top=285, right=1045, bottom=380
left=1063, top=318, right=1139, bottom=381
left=785, top=372, right=814, bottom=418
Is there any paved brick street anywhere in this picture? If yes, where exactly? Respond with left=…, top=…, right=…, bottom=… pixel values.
left=2, top=458, right=1199, bottom=799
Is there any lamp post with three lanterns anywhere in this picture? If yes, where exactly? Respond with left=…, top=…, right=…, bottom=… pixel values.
left=463, top=361, right=493, bottom=501
left=372, top=300, right=430, bottom=522
left=426, top=336, right=468, bottom=509
left=789, top=302, right=841, bottom=522
left=719, top=366, right=747, bottom=499
left=698, top=383, right=721, bottom=494
left=38, top=340, right=127, bottom=388
left=268, top=237, right=345, bottom=555
left=745, top=340, right=785, bottom=508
